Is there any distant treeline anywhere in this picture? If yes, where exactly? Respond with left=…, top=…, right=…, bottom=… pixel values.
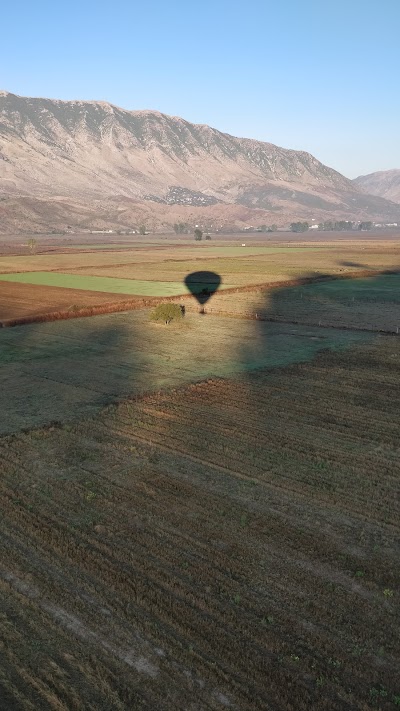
left=290, top=221, right=373, bottom=233
left=319, top=221, right=373, bottom=231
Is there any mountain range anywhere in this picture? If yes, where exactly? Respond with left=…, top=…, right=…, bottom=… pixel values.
left=353, top=170, right=400, bottom=205
left=0, top=90, right=399, bottom=233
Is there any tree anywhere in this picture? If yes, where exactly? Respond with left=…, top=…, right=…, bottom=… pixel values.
left=138, top=224, right=147, bottom=235
left=335, top=220, right=354, bottom=231
left=205, top=234, right=211, bottom=240
left=150, top=303, right=184, bottom=325
left=194, top=228, right=203, bottom=241
left=358, top=221, right=373, bottom=231
left=173, top=222, right=190, bottom=234
left=290, top=222, right=309, bottom=233
left=269, top=224, right=278, bottom=232
left=27, top=238, right=37, bottom=253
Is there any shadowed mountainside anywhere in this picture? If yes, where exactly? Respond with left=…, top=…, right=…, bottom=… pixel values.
left=1, top=90, right=399, bottom=232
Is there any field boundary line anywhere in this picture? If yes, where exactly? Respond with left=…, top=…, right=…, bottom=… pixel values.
left=1, top=267, right=400, bottom=328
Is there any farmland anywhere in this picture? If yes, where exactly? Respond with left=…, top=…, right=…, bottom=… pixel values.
left=0, top=241, right=399, bottom=279
left=0, top=272, right=194, bottom=297
left=202, top=273, right=400, bottom=333
left=1, top=336, right=399, bottom=709
left=1, top=231, right=400, bottom=709
left=0, top=312, right=370, bottom=434
left=0, top=281, right=135, bottom=322
left=1, top=235, right=400, bottom=323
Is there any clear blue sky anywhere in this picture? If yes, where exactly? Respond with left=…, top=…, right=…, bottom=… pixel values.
left=2, top=0, right=399, bottom=177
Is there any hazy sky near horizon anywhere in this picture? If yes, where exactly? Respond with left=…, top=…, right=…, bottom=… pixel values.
left=2, top=0, right=399, bottom=178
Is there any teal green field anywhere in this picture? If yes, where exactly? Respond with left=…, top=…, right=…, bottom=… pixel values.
left=0, top=271, right=235, bottom=296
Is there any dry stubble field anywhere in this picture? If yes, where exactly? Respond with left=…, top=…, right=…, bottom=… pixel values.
left=202, top=273, right=400, bottom=333
left=0, top=311, right=370, bottom=434
left=0, top=338, right=399, bottom=710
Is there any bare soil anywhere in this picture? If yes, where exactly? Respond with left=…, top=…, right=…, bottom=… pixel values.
left=0, top=281, right=135, bottom=322
left=0, top=338, right=399, bottom=709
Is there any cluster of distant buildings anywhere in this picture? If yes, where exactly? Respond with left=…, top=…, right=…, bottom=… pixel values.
left=374, top=223, right=398, bottom=228
left=90, top=229, right=137, bottom=234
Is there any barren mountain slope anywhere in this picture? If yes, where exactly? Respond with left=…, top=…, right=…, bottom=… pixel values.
left=1, top=91, right=399, bottom=232
left=354, top=170, right=400, bottom=204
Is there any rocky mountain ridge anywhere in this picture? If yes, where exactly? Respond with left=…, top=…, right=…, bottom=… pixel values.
left=0, top=90, right=399, bottom=232
left=353, top=170, right=400, bottom=205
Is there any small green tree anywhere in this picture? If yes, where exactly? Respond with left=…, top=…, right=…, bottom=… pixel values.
left=27, top=238, right=37, bottom=253
left=194, top=228, right=203, bottom=241
left=150, top=303, right=184, bottom=325
left=139, top=224, right=147, bottom=235
left=205, top=234, right=211, bottom=240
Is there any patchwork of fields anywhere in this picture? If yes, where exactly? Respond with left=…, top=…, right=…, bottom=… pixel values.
left=1, top=339, right=399, bottom=710
left=1, top=238, right=400, bottom=322
left=1, top=234, right=400, bottom=710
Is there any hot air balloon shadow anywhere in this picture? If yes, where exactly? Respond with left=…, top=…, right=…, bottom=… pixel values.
left=184, top=271, right=222, bottom=313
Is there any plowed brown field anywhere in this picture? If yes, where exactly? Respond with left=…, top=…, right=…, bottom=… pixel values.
left=1, top=338, right=399, bottom=710
left=0, top=281, right=137, bottom=323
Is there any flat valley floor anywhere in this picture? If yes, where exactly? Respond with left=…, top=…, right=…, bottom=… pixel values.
left=0, top=234, right=399, bottom=710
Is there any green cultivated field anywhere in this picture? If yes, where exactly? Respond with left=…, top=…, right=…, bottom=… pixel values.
left=299, top=273, right=400, bottom=302
left=0, top=271, right=230, bottom=296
